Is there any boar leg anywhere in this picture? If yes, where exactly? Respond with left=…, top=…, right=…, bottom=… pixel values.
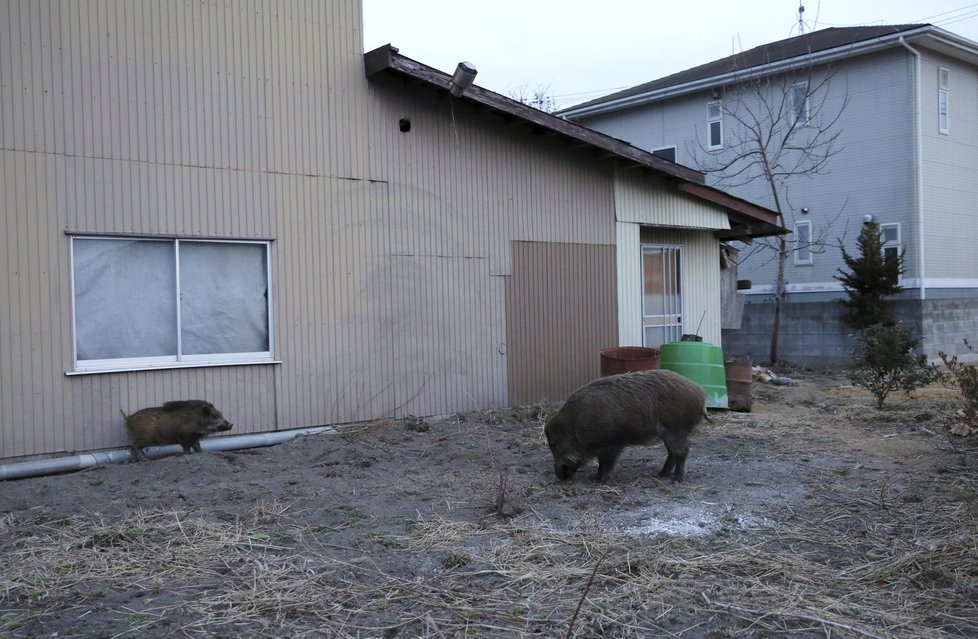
left=595, top=446, right=623, bottom=482
left=130, top=445, right=146, bottom=462
left=176, top=436, right=202, bottom=454
left=660, top=435, right=690, bottom=483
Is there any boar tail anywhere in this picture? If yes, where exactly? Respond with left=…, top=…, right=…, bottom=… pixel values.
left=120, top=409, right=129, bottom=421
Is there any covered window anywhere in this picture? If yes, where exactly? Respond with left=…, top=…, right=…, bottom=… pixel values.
left=794, top=220, right=813, bottom=265
left=707, top=101, right=723, bottom=149
left=791, top=82, right=809, bottom=125
left=652, top=146, right=677, bottom=163
left=939, top=67, right=949, bottom=134
left=880, top=223, right=902, bottom=285
left=71, top=236, right=273, bottom=373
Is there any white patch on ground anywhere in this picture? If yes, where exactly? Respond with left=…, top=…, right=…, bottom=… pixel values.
left=619, top=503, right=767, bottom=538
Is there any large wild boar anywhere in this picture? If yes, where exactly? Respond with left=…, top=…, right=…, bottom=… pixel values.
left=544, top=369, right=707, bottom=483
left=121, top=400, right=233, bottom=461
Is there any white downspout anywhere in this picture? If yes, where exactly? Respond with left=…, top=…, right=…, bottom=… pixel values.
left=899, top=37, right=926, bottom=300
left=0, top=426, right=335, bottom=481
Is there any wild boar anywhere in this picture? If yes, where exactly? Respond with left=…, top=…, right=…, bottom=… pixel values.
left=544, top=369, right=707, bottom=483
left=121, top=400, right=232, bottom=461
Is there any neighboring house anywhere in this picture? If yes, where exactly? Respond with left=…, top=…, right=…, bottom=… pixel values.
left=560, top=25, right=978, bottom=366
left=0, top=0, right=781, bottom=464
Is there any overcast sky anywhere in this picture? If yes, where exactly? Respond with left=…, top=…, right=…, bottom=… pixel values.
left=363, top=1, right=978, bottom=109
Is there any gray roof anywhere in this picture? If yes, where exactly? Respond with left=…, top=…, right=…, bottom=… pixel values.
left=561, top=25, right=928, bottom=114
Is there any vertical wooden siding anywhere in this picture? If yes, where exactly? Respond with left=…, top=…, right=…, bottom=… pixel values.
left=616, top=170, right=730, bottom=230
left=506, top=242, right=618, bottom=405
left=616, top=222, right=644, bottom=346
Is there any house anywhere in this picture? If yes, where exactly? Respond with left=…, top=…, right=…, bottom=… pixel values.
left=0, top=0, right=781, bottom=465
left=560, top=25, right=978, bottom=366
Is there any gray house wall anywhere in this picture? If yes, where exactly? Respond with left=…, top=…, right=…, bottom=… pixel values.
left=573, top=40, right=978, bottom=365
left=576, top=50, right=920, bottom=293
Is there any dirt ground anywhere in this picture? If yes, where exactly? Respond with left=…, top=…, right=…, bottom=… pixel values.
left=1, top=368, right=976, bottom=638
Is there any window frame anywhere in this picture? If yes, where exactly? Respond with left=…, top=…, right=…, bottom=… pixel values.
left=880, top=223, right=902, bottom=284
left=939, top=67, right=949, bottom=135
left=790, top=82, right=810, bottom=125
left=641, top=244, right=684, bottom=348
left=707, top=101, right=723, bottom=150
left=69, top=234, right=276, bottom=375
left=793, top=220, right=813, bottom=265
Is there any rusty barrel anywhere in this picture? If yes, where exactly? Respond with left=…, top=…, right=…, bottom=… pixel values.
left=724, top=359, right=753, bottom=412
left=599, top=347, right=661, bottom=377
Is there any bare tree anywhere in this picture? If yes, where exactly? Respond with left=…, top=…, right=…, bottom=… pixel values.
left=508, top=82, right=559, bottom=113
left=691, top=62, right=847, bottom=364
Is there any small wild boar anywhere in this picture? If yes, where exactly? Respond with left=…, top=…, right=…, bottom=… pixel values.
left=544, top=369, right=707, bottom=483
left=121, top=400, right=233, bottom=461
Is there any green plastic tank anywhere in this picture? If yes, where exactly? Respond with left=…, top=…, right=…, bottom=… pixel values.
left=659, top=341, right=728, bottom=408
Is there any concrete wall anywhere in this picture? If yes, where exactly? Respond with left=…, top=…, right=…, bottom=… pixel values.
left=722, top=297, right=978, bottom=367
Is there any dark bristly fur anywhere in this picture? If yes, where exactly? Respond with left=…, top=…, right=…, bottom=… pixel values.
left=544, top=369, right=707, bottom=483
left=121, top=400, right=232, bottom=461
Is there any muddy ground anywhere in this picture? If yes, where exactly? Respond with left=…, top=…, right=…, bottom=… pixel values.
left=1, top=368, right=976, bottom=638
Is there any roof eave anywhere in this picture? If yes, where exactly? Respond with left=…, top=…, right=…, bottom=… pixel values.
left=364, top=45, right=787, bottom=242
left=560, top=25, right=937, bottom=120
left=364, top=45, right=705, bottom=184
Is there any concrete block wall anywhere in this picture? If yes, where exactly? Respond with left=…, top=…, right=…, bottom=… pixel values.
left=721, top=297, right=978, bottom=367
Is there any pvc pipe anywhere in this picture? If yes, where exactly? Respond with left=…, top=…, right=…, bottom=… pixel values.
left=0, top=426, right=335, bottom=482
left=898, top=37, right=926, bottom=301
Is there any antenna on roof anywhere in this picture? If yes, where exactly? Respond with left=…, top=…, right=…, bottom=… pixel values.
left=797, top=1, right=806, bottom=34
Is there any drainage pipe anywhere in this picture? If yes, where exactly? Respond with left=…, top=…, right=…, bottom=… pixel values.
left=0, top=426, right=335, bottom=481
left=898, top=36, right=926, bottom=300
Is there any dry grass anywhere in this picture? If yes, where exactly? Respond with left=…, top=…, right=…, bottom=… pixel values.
left=2, top=467, right=976, bottom=639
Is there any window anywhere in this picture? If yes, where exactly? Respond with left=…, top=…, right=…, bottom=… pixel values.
left=707, top=101, right=723, bottom=149
left=880, top=223, right=901, bottom=284
left=939, top=67, right=949, bottom=134
left=642, top=245, right=683, bottom=348
left=791, top=82, right=809, bottom=125
left=794, top=220, right=813, bottom=265
left=71, top=236, right=273, bottom=373
left=652, top=146, right=677, bottom=163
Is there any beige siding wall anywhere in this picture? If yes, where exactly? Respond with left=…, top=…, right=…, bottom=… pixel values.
left=616, top=222, right=643, bottom=346
left=616, top=171, right=730, bottom=230
left=0, top=0, right=380, bottom=459
left=366, top=77, right=619, bottom=412
left=506, top=242, right=618, bottom=405
left=1, top=0, right=733, bottom=460
left=640, top=227, right=723, bottom=346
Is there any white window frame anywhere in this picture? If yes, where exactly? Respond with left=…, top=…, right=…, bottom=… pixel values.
left=880, top=223, right=902, bottom=284
left=939, top=67, right=949, bottom=134
left=641, top=244, right=683, bottom=348
left=69, top=235, right=275, bottom=374
left=794, top=220, right=813, bottom=265
left=790, top=82, right=810, bottom=125
left=707, top=101, right=723, bottom=150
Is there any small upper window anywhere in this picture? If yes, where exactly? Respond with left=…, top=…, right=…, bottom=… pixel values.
left=707, top=101, right=723, bottom=149
left=71, top=236, right=273, bottom=373
left=791, top=83, right=809, bottom=125
left=794, top=220, right=813, bottom=265
left=939, top=67, right=949, bottom=134
left=652, top=146, right=677, bottom=163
